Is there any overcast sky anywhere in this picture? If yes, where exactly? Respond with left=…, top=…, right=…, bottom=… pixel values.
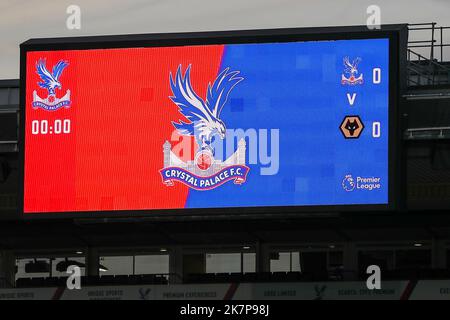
left=1, top=0, right=449, bottom=79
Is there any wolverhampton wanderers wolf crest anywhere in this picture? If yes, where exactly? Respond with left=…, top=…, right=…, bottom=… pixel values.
left=159, top=65, right=250, bottom=190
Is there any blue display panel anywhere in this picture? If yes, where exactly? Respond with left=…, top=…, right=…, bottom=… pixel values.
left=185, top=38, right=389, bottom=208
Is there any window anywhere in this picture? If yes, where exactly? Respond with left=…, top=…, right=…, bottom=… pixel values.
left=206, top=253, right=256, bottom=273
left=15, top=258, right=50, bottom=280
left=52, top=257, right=86, bottom=277
left=243, top=253, right=256, bottom=273
left=206, top=253, right=240, bottom=273
left=270, top=252, right=301, bottom=272
left=99, top=256, right=133, bottom=275
left=134, top=255, right=169, bottom=275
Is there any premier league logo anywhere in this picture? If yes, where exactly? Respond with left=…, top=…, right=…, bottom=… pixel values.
left=32, top=59, right=71, bottom=111
left=341, top=57, right=363, bottom=85
left=160, top=65, right=250, bottom=190
left=342, top=174, right=356, bottom=192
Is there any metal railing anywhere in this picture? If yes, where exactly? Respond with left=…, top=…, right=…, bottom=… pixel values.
left=405, top=127, right=450, bottom=140
left=407, top=23, right=450, bottom=87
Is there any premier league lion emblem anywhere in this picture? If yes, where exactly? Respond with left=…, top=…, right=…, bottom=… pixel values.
left=159, top=65, right=250, bottom=190
left=342, top=174, right=356, bottom=192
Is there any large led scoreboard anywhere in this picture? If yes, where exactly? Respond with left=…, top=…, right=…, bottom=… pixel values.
left=19, top=25, right=405, bottom=218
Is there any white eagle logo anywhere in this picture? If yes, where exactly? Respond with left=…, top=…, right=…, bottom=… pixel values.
left=343, top=56, right=361, bottom=77
left=36, top=58, right=69, bottom=96
left=169, top=65, right=243, bottom=152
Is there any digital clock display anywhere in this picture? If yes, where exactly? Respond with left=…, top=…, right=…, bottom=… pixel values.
left=31, top=119, right=71, bottom=135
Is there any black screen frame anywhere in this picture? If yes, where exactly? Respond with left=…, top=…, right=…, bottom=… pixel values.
left=19, top=24, right=407, bottom=220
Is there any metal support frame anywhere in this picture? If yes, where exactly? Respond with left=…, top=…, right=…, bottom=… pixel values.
left=405, top=127, right=450, bottom=140
left=407, top=23, right=450, bottom=87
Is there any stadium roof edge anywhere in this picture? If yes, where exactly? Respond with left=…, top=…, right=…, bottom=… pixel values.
left=0, top=79, right=19, bottom=88
left=20, top=24, right=409, bottom=47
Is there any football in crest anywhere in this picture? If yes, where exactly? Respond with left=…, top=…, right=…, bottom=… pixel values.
left=196, top=151, right=213, bottom=171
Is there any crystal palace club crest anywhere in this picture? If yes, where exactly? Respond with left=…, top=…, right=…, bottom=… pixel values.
left=159, top=65, right=250, bottom=190
left=32, top=59, right=71, bottom=111
left=341, top=56, right=363, bottom=85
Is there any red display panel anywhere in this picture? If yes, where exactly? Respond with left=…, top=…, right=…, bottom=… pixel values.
left=24, top=45, right=224, bottom=213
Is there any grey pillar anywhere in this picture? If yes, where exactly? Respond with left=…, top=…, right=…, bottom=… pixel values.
left=87, top=247, right=99, bottom=277
left=169, top=246, right=183, bottom=284
left=343, top=242, right=358, bottom=280
left=432, top=238, right=446, bottom=269
left=0, top=250, right=16, bottom=288
left=256, top=242, right=270, bottom=273
left=182, top=253, right=205, bottom=282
